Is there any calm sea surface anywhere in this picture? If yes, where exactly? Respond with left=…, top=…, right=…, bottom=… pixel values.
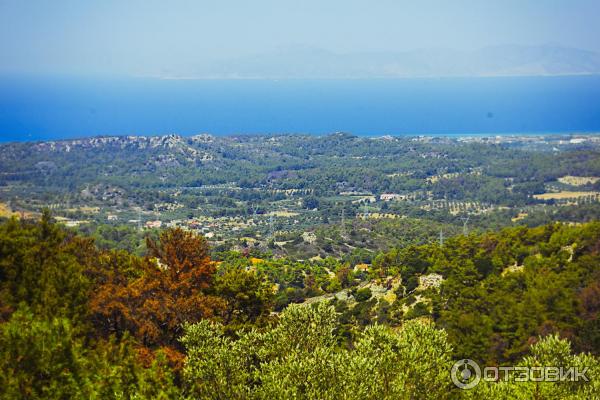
left=1, top=75, right=599, bottom=141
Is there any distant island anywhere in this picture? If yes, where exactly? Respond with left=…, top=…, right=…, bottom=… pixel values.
left=158, top=44, right=600, bottom=79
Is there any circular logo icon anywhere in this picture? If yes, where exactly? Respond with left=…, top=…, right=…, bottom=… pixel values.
left=451, top=359, right=481, bottom=389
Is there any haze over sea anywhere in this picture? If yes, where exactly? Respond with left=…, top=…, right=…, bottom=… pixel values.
left=1, top=75, right=599, bottom=142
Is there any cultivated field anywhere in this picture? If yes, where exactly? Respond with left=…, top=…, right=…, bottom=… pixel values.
left=533, top=191, right=600, bottom=200
left=557, top=176, right=600, bottom=186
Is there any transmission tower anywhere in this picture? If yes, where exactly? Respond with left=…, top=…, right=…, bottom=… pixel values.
left=439, top=228, right=444, bottom=246
left=250, top=203, right=259, bottom=221
left=341, top=208, right=347, bottom=238
left=137, top=208, right=142, bottom=232
left=461, top=215, right=470, bottom=236
left=268, top=213, right=274, bottom=239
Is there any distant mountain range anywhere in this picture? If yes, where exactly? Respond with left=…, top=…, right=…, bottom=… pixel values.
left=176, top=44, right=600, bottom=79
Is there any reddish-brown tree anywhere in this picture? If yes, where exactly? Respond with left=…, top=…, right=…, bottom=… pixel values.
left=90, top=228, right=225, bottom=353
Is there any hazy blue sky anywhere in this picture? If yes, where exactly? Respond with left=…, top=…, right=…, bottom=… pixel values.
left=1, top=0, right=599, bottom=76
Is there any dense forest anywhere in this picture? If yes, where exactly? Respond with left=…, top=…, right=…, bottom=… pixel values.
left=1, top=212, right=599, bottom=398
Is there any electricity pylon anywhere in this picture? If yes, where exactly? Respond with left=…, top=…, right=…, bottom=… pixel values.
left=461, top=215, right=470, bottom=236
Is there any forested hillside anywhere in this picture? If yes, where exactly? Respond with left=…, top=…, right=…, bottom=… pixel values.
left=1, top=213, right=599, bottom=398
left=2, top=134, right=600, bottom=260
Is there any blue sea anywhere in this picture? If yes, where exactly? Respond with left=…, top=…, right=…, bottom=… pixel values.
left=1, top=75, right=600, bottom=141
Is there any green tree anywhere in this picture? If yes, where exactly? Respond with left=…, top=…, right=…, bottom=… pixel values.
left=0, top=307, right=180, bottom=399
left=467, top=335, right=600, bottom=399
left=0, top=213, right=89, bottom=324
left=182, top=302, right=454, bottom=399
left=214, top=265, right=273, bottom=326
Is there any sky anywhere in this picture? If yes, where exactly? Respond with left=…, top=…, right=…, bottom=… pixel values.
left=0, top=0, right=599, bottom=77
